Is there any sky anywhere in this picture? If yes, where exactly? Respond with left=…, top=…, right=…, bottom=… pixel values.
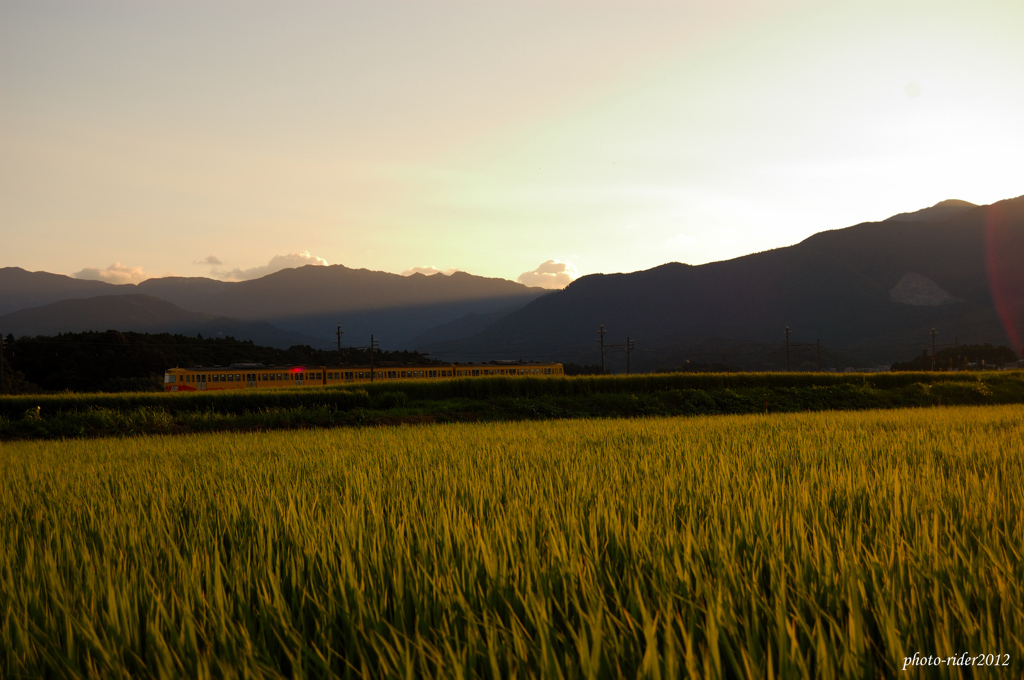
left=2, top=0, right=1023, bottom=288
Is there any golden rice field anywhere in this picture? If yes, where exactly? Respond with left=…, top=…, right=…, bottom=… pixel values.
left=2, top=405, right=1023, bottom=679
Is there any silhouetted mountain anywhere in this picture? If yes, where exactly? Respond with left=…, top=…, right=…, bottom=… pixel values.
left=0, top=295, right=319, bottom=348
left=0, top=266, right=547, bottom=349
left=425, top=195, right=1024, bottom=371
left=0, top=267, right=121, bottom=315
left=410, top=303, right=526, bottom=346
left=883, top=199, right=976, bottom=223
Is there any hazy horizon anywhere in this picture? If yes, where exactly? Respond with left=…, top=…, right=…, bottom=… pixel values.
left=3, top=0, right=1023, bottom=288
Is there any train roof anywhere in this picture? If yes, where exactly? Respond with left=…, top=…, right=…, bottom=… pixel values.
left=169, top=360, right=561, bottom=371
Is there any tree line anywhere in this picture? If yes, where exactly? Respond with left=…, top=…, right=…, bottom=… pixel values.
left=0, top=331, right=439, bottom=394
left=890, top=344, right=1018, bottom=372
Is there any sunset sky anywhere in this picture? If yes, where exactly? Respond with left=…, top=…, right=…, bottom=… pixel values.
left=2, top=0, right=1022, bottom=288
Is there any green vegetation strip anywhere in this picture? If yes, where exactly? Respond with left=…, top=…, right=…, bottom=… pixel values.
left=2, top=407, right=1022, bottom=678
left=2, top=371, right=1024, bottom=440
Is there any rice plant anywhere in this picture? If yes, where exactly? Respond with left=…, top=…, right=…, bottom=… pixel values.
left=2, top=405, right=1022, bottom=678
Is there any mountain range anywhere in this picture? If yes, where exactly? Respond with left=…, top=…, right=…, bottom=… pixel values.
left=423, top=196, right=1024, bottom=370
left=0, top=266, right=548, bottom=350
left=3, top=194, right=1022, bottom=370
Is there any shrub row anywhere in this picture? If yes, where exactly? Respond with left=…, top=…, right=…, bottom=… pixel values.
left=4, top=370, right=1020, bottom=421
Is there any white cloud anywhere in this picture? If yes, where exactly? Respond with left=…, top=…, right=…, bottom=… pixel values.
left=401, top=266, right=461, bottom=277
left=197, top=255, right=223, bottom=266
left=73, top=262, right=149, bottom=285
left=516, top=260, right=577, bottom=289
left=212, top=251, right=329, bottom=281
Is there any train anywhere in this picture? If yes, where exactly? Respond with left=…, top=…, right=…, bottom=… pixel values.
left=163, top=361, right=564, bottom=392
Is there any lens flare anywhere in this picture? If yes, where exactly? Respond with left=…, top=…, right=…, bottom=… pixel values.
left=984, top=201, right=1024, bottom=355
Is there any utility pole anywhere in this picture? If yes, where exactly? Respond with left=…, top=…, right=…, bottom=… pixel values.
left=816, top=339, right=821, bottom=373
left=598, top=325, right=607, bottom=374
left=336, top=324, right=344, bottom=355
left=370, top=334, right=379, bottom=382
left=0, top=332, right=6, bottom=395
left=930, top=328, right=938, bottom=371
left=626, top=337, right=635, bottom=375
left=785, top=326, right=791, bottom=372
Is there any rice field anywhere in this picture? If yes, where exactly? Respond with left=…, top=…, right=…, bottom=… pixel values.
left=2, top=405, right=1022, bottom=678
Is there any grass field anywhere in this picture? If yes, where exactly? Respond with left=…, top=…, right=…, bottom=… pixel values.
left=2, top=406, right=1023, bottom=678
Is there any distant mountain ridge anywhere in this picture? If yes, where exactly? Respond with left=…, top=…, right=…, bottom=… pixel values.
left=883, top=199, right=977, bottom=223
left=5, top=196, right=1021, bottom=365
left=422, top=196, right=1024, bottom=370
left=0, top=265, right=548, bottom=349
left=0, top=295, right=319, bottom=348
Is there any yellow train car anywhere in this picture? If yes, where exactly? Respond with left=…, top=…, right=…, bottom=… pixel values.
left=163, top=362, right=563, bottom=392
